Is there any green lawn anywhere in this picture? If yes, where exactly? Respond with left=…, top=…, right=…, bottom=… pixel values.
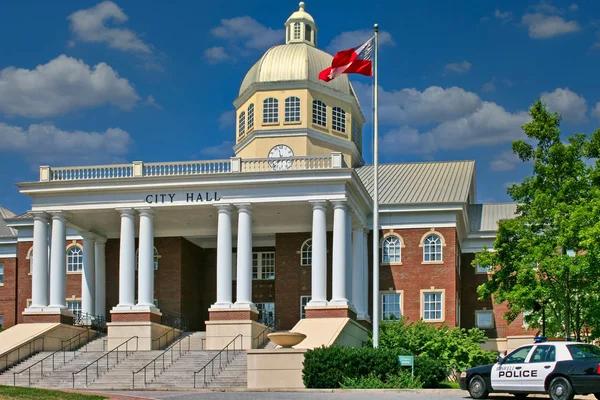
left=0, top=386, right=107, bottom=400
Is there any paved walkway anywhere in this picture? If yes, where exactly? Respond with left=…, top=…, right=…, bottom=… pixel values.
left=77, top=389, right=598, bottom=400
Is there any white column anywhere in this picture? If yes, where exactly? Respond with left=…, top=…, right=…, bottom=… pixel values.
left=116, top=209, right=136, bottom=308
left=362, top=228, right=370, bottom=320
left=81, top=234, right=96, bottom=317
left=137, top=208, right=156, bottom=308
left=213, top=205, right=233, bottom=308
left=346, top=210, right=353, bottom=307
left=308, top=201, right=328, bottom=306
left=30, top=213, right=49, bottom=309
left=330, top=201, right=348, bottom=305
left=352, top=226, right=365, bottom=317
left=235, top=204, right=254, bottom=308
left=49, top=213, right=67, bottom=309
left=94, top=238, right=106, bottom=318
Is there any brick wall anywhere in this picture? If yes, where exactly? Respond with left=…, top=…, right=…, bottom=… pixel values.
left=16, top=242, right=32, bottom=324
left=0, top=257, right=17, bottom=328
left=368, top=227, right=457, bottom=327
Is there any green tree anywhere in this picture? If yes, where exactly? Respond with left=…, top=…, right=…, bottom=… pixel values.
left=474, top=100, right=600, bottom=340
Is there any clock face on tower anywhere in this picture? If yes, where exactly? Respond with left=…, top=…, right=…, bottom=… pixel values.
left=268, top=144, right=294, bottom=170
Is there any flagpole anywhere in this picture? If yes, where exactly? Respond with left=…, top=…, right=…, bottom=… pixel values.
left=372, top=23, right=380, bottom=348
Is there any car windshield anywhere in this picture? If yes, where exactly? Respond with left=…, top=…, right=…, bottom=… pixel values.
left=567, top=344, right=600, bottom=359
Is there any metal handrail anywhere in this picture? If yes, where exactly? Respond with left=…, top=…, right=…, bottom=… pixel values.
left=13, top=329, right=94, bottom=387
left=71, top=336, right=139, bottom=388
left=132, top=334, right=191, bottom=388
left=0, top=337, right=44, bottom=373
left=193, top=334, right=243, bottom=388
left=152, top=327, right=180, bottom=350
left=253, top=325, right=273, bottom=349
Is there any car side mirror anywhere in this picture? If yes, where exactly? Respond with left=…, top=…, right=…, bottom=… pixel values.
left=496, top=355, right=504, bottom=364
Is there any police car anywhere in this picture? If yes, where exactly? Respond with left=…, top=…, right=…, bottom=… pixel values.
left=459, top=337, right=600, bottom=400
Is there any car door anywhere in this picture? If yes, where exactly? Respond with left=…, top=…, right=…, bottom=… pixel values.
left=521, top=345, right=557, bottom=392
left=491, top=345, right=533, bottom=392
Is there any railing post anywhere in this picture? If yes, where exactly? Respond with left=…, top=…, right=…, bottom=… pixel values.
left=331, top=152, right=343, bottom=168
left=40, top=166, right=51, bottom=181
left=231, top=157, right=241, bottom=173
left=132, top=161, right=144, bottom=177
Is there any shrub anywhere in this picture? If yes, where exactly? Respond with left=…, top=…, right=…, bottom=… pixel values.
left=414, top=356, right=450, bottom=388
left=302, top=345, right=411, bottom=388
left=341, top=371, right=423, bottom=389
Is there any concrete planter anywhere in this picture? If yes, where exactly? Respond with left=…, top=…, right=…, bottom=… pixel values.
left=267, top=331, right=307, bottom=348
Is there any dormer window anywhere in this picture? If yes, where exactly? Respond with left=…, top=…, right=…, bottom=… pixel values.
left=305, top=25, right=312, bottom=42
left=293, top=23, right=301, bottom=40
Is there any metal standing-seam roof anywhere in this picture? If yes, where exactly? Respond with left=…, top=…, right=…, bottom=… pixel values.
left=355, top=161, right=475, bottom=204
left=468, top=203, right=518, bottom=231
left=0, top=206, right=17, bottom=237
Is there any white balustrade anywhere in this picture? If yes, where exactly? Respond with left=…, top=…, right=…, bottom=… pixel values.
left=50, top=165, right=133, bottom=181
left=143, top=160, right=231, bottom=176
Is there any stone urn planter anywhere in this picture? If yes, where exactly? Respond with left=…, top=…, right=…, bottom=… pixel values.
left=267, top=331, right=307, bottom=348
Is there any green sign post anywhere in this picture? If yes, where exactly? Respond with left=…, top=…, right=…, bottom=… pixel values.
left=398, top=355, right=414, bottom=377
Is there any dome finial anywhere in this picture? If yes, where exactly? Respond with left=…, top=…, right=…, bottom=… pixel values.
left=299, top=1, right=305, bottom=10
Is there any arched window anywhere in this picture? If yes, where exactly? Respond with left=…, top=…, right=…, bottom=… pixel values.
left=285, top=96, right=300, bottom=122
left=423, top=234, right=443, bottom=262
left=238, top=111, right=246, bottom=137
left=136, top=247, right=160, bottom=270
left=312, top=100, right=326, bottom=127
left=332, top=107, right=346, bottom=133
left=247, top=104, right=254, bottom=130
left=382, top=236, right=401, bottom=264
left=67, top=245, right=83, bottom=272
left=27, top=247, right=33, bottom=274
left=293, top=22, right=301, bottom=39
left=300, top=239, right=312, bottom=266
left=263, top=98, right=279, bottom=123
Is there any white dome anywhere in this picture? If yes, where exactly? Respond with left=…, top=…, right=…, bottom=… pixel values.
left=286, top=1, right=315, bottom=24
left=238, top=43, right=355, bottom=97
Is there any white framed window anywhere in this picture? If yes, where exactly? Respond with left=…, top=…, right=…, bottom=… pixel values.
left=66, top=246, right=83, bottom=272
left=300, top=296, right=311, bottom=319
left=332, top=107, right=346, bottom=133
left=67, top=300, right=82, bottom=314
left=422, top=290, right=444, bottom=322
left=0, top=314, right=3, bottom=328
left=284, top=96, right=300, bottom=122
left=381, top=235, right=401, bottom=264
left=293, top=22, right=301, bottom=39
left=238, top=111, right=246, bottom=136
left=423, top=234, right=442, bottom=262
left=136, top=247, right=160, bottom=270
left=351, top=118, right=361, bottom=150
left=263, top=98, right=279, bottom=123
left=312, top=100, right=326, bottom=127
left=300, top=239, right=312, bottom=266
left=380, top=291, right=402, bottom=320
left=27, top=247, right=33, bottom=274
left=305, top=24, right=312, bottom=42
left=252, top=252, right=275, bottom=280
left=476, top=263, right=490, bottom=274
left=256, top=302, right=275, bottom=328
left=247, top=103, right=254, bottom=130
left=476, top=310, right=494, bottom=328
left=0, top=263, right=3, bottom=285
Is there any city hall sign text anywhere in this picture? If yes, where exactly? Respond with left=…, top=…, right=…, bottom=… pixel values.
left=144, top=192, right=221, bottom=204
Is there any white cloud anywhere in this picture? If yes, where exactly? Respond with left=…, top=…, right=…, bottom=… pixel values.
left=540, top=88, right=587, bottom=123
left=490, top=150, right=521, bottom=172
left=199, top=141, right=235, bottom=158
left=353, top=82, right=482, bottom=126
left=204, top=47, right=232, bottom=64
left=146, top=95, right=162, bottom=110
left=0, top=122, right=132, bottom=165
left=494, top=9, right=513, bottom=23
left=443, top=60, right=472, bottom=74
left=569, top=4, right=579, bottom=11
left=325, top=29, right=395, bottom=54
left=210, top=16, right=283, bottom=51
left=522, top=13, right=580, bottom=38
left=68, top=1, right=151, bottom=53
left=380, top=101, right=530, bottom=155
left=592, top=102, right=600, bottom=119
left=530, top=1, right=563, bottom=15
left=218, top=110, right=235, bottom=130
left=0, top=55, right=140, bottom=118
left=482, top=77, right=496, bottom=93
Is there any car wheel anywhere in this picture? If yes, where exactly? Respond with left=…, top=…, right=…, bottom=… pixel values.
left=512, top=394, right=528, bottom=399
left=549, top=376, right=574, bottom=400
left=468, top=375, right=489, bottom=399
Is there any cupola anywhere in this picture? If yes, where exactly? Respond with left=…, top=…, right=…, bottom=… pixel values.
left=285, top=2, right=317, bottom=46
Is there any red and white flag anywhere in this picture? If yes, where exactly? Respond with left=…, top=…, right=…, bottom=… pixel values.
left=318, top=36, right=374, bottom=82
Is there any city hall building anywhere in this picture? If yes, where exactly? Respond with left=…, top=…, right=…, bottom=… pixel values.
left=0, top=3, right=528, bottom=351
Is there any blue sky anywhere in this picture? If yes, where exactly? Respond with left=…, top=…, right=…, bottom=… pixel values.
left=1, top=0, right=599, bottom=214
